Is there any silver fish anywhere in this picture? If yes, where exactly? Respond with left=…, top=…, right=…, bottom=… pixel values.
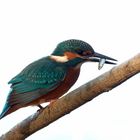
left=98, top=58, right=106, bottom=70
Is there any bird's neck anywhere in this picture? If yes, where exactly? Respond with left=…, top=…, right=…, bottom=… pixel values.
left=64, top=57, right=84, bottom=68
left=49, top=55, right=84, bottom=69
left=49, top=55, right=69, bottom=63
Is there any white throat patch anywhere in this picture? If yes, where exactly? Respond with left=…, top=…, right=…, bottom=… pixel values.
left=50, top=55, right=69, bottom=63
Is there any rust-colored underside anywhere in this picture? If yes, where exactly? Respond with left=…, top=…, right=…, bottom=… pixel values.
left=4, top=67, right=80, bottom=117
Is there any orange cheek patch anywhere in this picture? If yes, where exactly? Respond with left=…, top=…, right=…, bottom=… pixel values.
left=64, top=52, right=80, bottom=60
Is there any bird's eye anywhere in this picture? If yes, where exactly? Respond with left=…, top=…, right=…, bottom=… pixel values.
left=77, top=50, right=93, bottom=56
left=77, top=49, right=84, bottom=55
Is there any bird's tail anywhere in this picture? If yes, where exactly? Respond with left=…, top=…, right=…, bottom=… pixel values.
left=0, top=90, right=18, bottom=119
left=0, top=102, right=11, bottom=119
left=0, top=90, right=12, bottom=119
left=0, top=102, right=21, bottom=119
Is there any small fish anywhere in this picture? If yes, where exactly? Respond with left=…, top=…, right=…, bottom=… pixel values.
left=98, top=58, right=106, bottom=70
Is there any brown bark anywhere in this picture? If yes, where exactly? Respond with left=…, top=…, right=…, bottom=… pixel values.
left=0, top=53, right=140, bottom=140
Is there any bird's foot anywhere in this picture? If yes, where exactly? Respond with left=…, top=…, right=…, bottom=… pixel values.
left=37, top=100, right=57, bottom=113
left=38, top=104, right=44, bottom=109
left=37, top=104, right=44, bottom=112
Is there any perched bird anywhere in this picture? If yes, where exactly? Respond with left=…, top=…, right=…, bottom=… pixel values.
left=0, top=39, right=117, bottom=119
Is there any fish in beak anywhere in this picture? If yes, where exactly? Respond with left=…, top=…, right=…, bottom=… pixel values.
left=88, top=52, right=117, bottom=70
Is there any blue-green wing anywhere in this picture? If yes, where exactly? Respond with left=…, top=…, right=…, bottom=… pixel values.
left=9, top=57, right=66, bottom=93
left=0, top=57, right=67, bottom=119
left=7, top=57, right=66, bottom=105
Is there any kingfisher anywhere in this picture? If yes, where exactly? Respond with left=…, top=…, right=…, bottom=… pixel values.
left=0, top=39, right=117, bottom=119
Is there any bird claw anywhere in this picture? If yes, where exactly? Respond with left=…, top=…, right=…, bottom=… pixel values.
left=37, top=104, right=44, bottom=112
left=36, top=100, right=57, bottom=112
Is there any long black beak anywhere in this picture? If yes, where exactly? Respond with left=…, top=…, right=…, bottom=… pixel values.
left=94, top=52, right=117, bottom=62
left=88, top=52, right=117, bottom=70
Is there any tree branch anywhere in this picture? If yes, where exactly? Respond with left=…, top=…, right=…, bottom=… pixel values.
left=0, top=54, right=140, bottom=140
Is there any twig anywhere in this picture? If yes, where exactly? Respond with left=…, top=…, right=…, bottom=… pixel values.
left=0, top=53, right=140, bottom=140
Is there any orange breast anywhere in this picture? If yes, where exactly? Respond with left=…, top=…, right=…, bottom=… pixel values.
left=28, top=67, right=81, bottom=106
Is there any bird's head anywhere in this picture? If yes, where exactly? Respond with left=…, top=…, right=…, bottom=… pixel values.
left=51, top=39, right=117, bottom=69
